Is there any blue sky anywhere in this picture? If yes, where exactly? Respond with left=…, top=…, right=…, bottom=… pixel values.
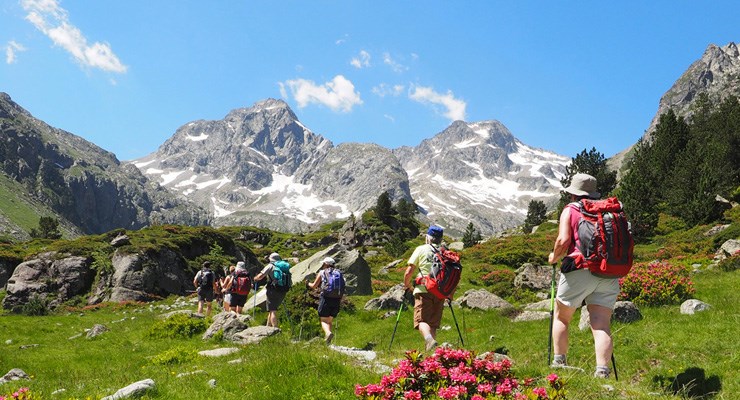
left=1, top=1, right=738, bottom=161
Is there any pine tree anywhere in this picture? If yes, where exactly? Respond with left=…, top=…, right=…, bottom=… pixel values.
left=618, top=138, right=659, bottom=240
left=523, top=200, right=548, bottom=234
left=462, top=222, right=482, bottom=247
left=375, top=191, right=394, bottom=222
left=30, top=216, right=62, bottom=239
left=559, top=147, right=617, bottom=208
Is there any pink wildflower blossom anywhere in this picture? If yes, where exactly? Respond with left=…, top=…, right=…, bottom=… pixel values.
left=403, top=390, right=422, bottom=400
left=477, top=383, right=493, bottom=394
left=438, top=385, right=468, bottom=399
left=533, top=387, right=548, bottom=398
left=547, top=373, right=559, bottom=385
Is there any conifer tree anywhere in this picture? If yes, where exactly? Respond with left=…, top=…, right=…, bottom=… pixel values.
left=523, top=200, right=548, bottom=234
left=375, top=191, right=394, bottom=222
left=30, top=216, right=62, bottom=239
left=462, top=222, right=482, bottom=247
left=559, top=147, right=617, bottom=208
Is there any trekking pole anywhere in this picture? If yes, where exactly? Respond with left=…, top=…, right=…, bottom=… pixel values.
left=447, top=299, right=464, bottom=347
left=547, top=263, right=557, bottom=366
left=611, top=353, right=619, bottom=381
left=252, top=282, right=257, bottom=321
left=388, top=298, right=406, bottom=351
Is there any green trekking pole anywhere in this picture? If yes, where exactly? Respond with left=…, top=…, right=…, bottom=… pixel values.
left=388, top=298, right=406, bottom=351
left=447, top=299, right=464, bottom=347
left=547, top=263, right=557, bottom=366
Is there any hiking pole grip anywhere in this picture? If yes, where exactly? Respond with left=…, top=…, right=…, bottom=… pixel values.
left=548, top=263, right=557, bottom=366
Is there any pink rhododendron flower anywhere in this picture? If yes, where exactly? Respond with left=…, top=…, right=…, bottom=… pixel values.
left=533, top=386, right=548, bottom=398
left=438, top=385, right=467, bottom=399
left=547, top=373, right=559, bottom=384
left=471, top=395, right=485, bottom=400
left=477, top=382, right=493, bottom=394
left=403, top=390, right=422, bottom=400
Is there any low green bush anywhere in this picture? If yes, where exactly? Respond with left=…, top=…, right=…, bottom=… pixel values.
left=619, top=261, right=695, bottom=306
left=21, top=294, right=50, bottom=316
left=479, top=268, right=516, bottom=298
left=148, top=313, right=208, bottom=339
left=717, top=255, right=740, bottom=272
left=150, top=345, right=199, bottom=366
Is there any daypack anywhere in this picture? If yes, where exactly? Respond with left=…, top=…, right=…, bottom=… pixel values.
left=567, top=197, right=635, bottom=278
left=415, top=245, right=463, bottom=300
left=232, top=270, right=252, bottom=296
left=321, top=268, right=345, bottom=298
left=198, top=270, right=214, bottom=291
left=269, top=260, right=292, bottom=292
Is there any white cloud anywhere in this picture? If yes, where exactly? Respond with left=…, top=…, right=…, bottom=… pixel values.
left=281, top=75, right=362, bottom=113
left=21, top=0, right=127, bottom=73
left=409, top=85, right=467, bottom=121
left=350, top=50, right=371, bottom=68
left=383, top=52, right=407, bottom=72
left=335, top=34, right=349, bottom=45
left=372, top=83, right=404, bottom=97
left=384, top=114, right=395, bottom=122
left=5, top=41, right=26, bottom=64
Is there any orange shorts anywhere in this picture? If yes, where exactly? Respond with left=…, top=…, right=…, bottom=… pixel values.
left=413, top=292, right=445, bottom=330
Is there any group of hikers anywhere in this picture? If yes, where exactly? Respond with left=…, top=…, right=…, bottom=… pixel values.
left=193, top=252, right=345, bottom=344
left=193, top=172, right=625, bottom=380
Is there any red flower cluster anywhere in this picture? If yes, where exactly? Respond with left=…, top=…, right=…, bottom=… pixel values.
left=355, top=348, right=565, bottom=399
left=619, top=261, right=695, bottom=306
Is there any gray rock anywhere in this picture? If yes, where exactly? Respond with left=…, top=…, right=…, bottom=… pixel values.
left=579, top=301, right=642, bottom=330
left=110, top=234, right=131, bottom=247
left=448, top=242, right=464, bottom=251
left=364, top=284, right=412, bottom=311
left=202, top=312, right=251, bottom=340
left=704, top=224, right=730, bottom=236
left=513, top=311, right=550, bottom=322
left=457, top=289, right=514, bottom=311
left=514, top=264, right=558, bottom=292
left=198, top=347, right=240, bottom=357
left=524, top=299, right=553, bottom=311
left=86, top=324, right=109, bottom=338
left=0, top=368, right=30, bottom=384
left=680, top=299, right=711, bottom=315
left=101, top=379, right=155, bottom=400
left=230, top=326, right=281, bottom=345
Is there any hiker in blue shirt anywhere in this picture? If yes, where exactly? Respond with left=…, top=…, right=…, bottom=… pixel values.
left=307, top=257, right=344, bottom=344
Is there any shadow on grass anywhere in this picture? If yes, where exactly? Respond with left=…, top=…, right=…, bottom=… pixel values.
left=653, top=367, right=722, bottom=398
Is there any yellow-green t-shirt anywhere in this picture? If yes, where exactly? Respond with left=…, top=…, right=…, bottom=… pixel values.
left=408, top=244, right=436, bottom=295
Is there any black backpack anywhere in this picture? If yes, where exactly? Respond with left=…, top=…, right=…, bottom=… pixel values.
left=198, top=269, right=214, bottom=291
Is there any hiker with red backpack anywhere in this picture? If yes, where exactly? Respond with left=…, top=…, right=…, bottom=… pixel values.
left=221, top=261, right=252, bottom=314
left=403, top=225, right=459, bottom=352
left=548, top=173, right=634, bottom=379
left=307, top=257, right=345, bottom=344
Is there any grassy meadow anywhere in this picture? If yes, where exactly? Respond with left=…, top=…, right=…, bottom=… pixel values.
left=1, top=212, right=738, bottom=399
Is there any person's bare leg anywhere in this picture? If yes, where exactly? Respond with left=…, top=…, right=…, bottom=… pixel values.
left=552, top=300, right=577, bottom=359
left=588, top=304, right=614, bottom=368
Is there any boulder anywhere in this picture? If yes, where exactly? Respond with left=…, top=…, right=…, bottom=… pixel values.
left=230, top=326, right=281, bottom=345
left=364, top=284, right=413, bottom=311
left=101, top=379, right=155, bottom=400
left=457, top=289, right=514, bottom=311
left=514, top=263, right=558, bottom=292
left=513, top=311, right=550, bottom=322
left=86, top=324, right=109, bottom=338
left=246, top=244, right=372, bottom=311
left=680, top=299, right=711, bottom=315
left=202, top=312, right=252, bottom=340
left=2, top=252, right=95, bottom=312
left=716, top=239, right=740, bottom=261
left=0, top=368, right=30, bottom=385
left=579, top=301, right=642, bottom=330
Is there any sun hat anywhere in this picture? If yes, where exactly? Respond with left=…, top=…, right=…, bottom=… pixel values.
left=268, top=252, right=281, bottom=262
left=427, top=225, right=444, bottom=239
left=322, top=257, right=336, bottom=266
left=236, top=261, right=245, bottom=270
left=563, top=173, right=600, bottom=198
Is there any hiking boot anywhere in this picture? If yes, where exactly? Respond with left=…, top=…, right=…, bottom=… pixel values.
left=550, top=355, right=567, bottom=368
left=324, top=332, right=334, bottom=344
left=425, top=338, right=438, bottom=352
left=594, top=367, right=610, bottom=379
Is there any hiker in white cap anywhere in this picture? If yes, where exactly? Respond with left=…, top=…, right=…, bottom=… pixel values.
left=548, top=173, right=618, bottom=378
left=254, top=252, right=291, bottom=327
left=307, top=256, right=345, bottom=344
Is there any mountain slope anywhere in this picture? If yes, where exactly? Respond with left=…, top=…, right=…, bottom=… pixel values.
left=0, top=93, right=210, bottom=236
left=610, top=41, right=740, bottom=171
left=394, top=121, right=569, bottom=235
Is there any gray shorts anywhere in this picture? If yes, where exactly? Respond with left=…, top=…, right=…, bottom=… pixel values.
left=265, top=289, right=287, bottom=311
left=223, top=293, right=232, bottom=305
left=556, top=269, right=619, bottom=309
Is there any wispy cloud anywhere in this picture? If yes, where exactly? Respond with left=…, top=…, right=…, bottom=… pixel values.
left=5, top=41, right=26, bottom=64
left=372, top=83, right=405, bottom=97
left=280, top=75, right=362, bottom=113
left=409, top=85, right=467, bottom=121
left=383, top=114, right=395, bottom=123
left=335, top=34, right=349, bottom=45
left=350, top=50, right=371, bottom=69
left=21, top=0, right=127, bottom=73
left=383, top=52, right=407, bottom=73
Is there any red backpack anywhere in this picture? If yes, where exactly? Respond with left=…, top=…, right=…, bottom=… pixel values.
left=232, top=270, right=252, bottom=296
left=568, top=197, right=634, bottom=278
left=415, top=245, right=463, bottom=300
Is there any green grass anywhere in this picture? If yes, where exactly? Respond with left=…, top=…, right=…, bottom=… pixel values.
left=1, top=268, right=737, bottom=399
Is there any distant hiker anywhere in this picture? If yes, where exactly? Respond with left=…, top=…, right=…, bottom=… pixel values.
left=222, top=262, right=251, bottom=314
left=220, top=265, right=236, bottom=312
left=307, top=257, right=345, bottom=344
left=193, top=261, right=217, bottom=316
left=254, top=252, right=292, bottom=327
left=403, top=225, right=447, bottom=352
left=548, top=173, right=619, bottom=379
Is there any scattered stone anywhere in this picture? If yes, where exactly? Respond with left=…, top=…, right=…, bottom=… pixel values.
left=364, top=284, right=412, bottom=311
left=514, top=264, right=558, bottom=292
left=612, top=301, right=642, bottom=323
left=101, top=379, right=155, bottom=400
left=4, top=339, right=11, bottom=345
left=227, top=358, right=243, bottom=364
left=52, top=389, right=66, bottom=395
left=513, top=311, right=550, bottom=322
left=208, top=379, right=217, bottom=388
left=19, top=344, right=39, bottom=349
left=524, top=299, right=552, bottom=311
left=202, top=312, right=251, bottom=340
left=680, top=299, right=711, bottom=315
left=448, top=242, right=464, bottom=251
left=704, top=224, right=730, bottom=236
left=378, top=259, right=402, bottom=275
left=0, top=368, right=30, bottom=384
left=230, top=326, right=281, bottom=345
left=330, top=345, right=377, bottom=362
left=68, top=333, right=83, bottom=340
left=110, top=234, right=131, bottom=247
left=198, top=347, right=240, bottom=357
left=457, top=289, right=514, bottom=311
left=86, top=324, right=109, bottom=338
left=176, top=370, right=206, bottom=378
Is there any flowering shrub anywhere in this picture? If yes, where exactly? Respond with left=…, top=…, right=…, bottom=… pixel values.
left=618, top=261, right=695, bottom=306
left=0, top=387, right=36, bottom=400
left=480, top=268, right=516, bottom=298
left=355, top=348, right=566, bottom=399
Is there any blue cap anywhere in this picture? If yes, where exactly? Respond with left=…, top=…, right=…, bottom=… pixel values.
left=427, top=225, right=443, bottom=238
